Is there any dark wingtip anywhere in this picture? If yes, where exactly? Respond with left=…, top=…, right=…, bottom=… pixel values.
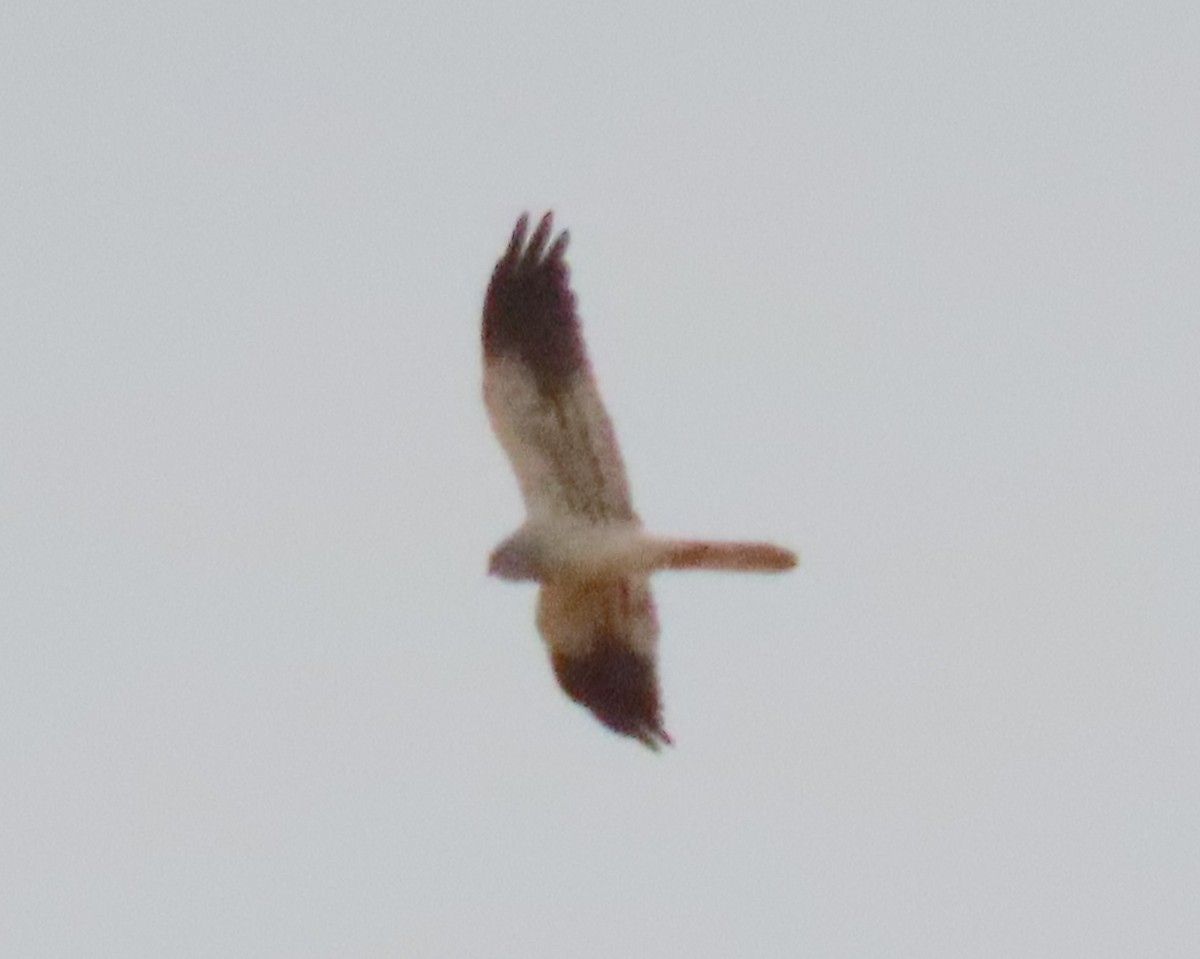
left=551, top=640, right=670, bottom=750
left=548, top=228, right=569, bottom=262
left=483, top=210, right=584, bottom=392
left=634, top=725, right=674, bottom=751
left=501, top=211, right=564, bottom=265
left=526, top=211, right=554, bottom=261
left=507, top=213, right=530, bottom=257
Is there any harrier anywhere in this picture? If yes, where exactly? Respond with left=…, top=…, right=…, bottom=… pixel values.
left=483, top=213, right=796, bottom=748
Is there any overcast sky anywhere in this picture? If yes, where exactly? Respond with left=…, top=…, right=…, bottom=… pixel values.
left=3, top=2, right=1198, bottom=956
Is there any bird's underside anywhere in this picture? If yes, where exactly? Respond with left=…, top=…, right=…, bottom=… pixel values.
left=482, top=212, right=796, bottom=749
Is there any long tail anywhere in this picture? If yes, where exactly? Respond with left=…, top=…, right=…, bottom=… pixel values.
left=648, top=538, right=798, bottom=573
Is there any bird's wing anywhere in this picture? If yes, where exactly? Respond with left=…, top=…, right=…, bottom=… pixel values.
left=482, top=213, right=635, bottom=523
left=537, top=576, right=670, bottom=748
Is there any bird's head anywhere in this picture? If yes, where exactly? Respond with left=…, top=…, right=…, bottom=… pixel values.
left=487, top=533, right=540, bottom=581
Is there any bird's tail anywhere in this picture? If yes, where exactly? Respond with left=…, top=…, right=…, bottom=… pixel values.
left=646, top=538, right=798, bottom=573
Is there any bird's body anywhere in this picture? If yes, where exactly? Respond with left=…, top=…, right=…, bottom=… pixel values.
left=482, top=213, right=796, bottom=748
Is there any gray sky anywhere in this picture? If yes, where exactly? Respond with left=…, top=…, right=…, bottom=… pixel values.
left=3, top=2, right=1198, bottom=956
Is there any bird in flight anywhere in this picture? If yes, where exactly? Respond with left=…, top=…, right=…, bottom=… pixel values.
left=482, top=213, right=797, bottom=748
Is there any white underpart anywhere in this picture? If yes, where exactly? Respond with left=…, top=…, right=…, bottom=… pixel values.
left=517, top=518, right=658, bottom=580
left=513, top=521, right=799, bottom=580
left=483, top=356, right=632, bottom=522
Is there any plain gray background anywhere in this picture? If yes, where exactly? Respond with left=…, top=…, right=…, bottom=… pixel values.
left=3, top=2, right=1197, bottom=956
